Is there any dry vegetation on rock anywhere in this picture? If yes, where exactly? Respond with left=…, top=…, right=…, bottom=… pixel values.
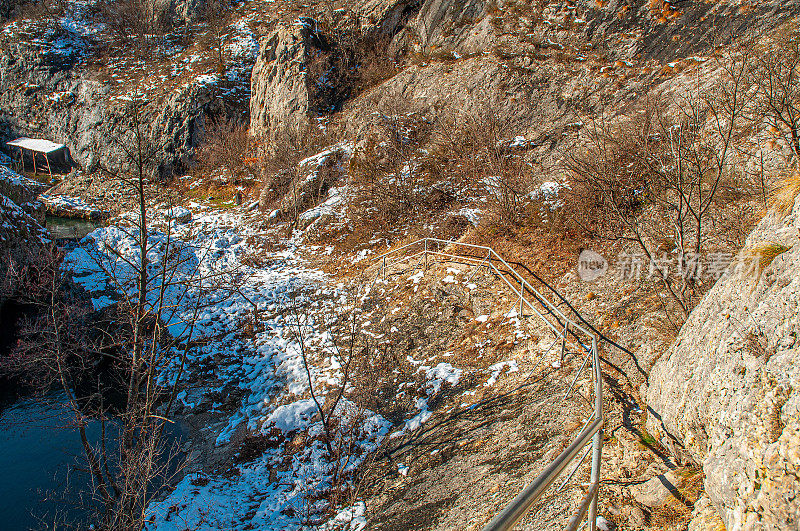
left=4, top=0, right=800, bottom=529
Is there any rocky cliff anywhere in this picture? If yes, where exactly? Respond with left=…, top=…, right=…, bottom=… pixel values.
left=249, top=0, right=800, bottom=143
left=250, top=23, right=316, bottom=140
left=0, top=12, right=252, bottom=178
left=646, top=194, right=800, bottom=530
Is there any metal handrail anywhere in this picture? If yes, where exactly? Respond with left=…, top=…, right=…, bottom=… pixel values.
left=371, top=238, right=603, bottom=531
left=374, top=238, right=594, bottom=337
left=482, top=417, right=602, bottom=530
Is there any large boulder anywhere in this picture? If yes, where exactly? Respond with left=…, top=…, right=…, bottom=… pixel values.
left=250, top=23, right=315, bottom=140
left=646, top=193, right=800, bottom=529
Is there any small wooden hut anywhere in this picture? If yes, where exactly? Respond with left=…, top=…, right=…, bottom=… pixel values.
left=6, top=137, right=67, bottom=178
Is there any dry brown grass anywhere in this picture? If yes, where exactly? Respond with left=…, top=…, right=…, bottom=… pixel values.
left=647, top=466, right=704, bottom=529
left=744, top=241, right=792, bottom=272
left=461, top=222, right=581, bottom=285
left=770, top=171, right=800, bottom=217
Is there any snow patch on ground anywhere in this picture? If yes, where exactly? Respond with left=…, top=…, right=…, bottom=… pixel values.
left=420, top=362, right=462, bottom=395
left=455, top=207, right=483, bottom=226
left=41, top=193, right=105, bottom=218
left=61, top=207, right=393, bottom=530
left=530, top=181, right=570, bottom=212
left=485, top=360, right=519, bottom=386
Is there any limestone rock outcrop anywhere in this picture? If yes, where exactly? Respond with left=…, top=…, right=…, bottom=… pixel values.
left=409, top=0, right=491, bottom=56
left=646, top=194, right=800, bottom=529
left=250, top=23, right=315, bottom=140
left=0, top=29, right=231, bottom=179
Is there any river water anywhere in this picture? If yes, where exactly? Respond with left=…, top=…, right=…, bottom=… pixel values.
left=0, top=391, right=187, bottom=530
left=44, top=215, right=102, bottom=240
left=0, top=392, right=101, bottom=529
left=0, top=217, right=100, bottom=529
left=0, top=218, right=184, bottom=530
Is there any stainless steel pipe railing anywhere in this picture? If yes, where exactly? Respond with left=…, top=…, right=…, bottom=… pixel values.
left=372, top=238, right=603, bottom=531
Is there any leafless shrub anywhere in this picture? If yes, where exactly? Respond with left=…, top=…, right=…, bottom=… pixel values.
left=423, top=108, right=534, bottom=225
left=353, top=37, right=400, bottom=93
left=255, top=123, right=342, bottom=222
left=194, top=118, right=256, bottom=184
left=95, top=0, right=175, bottom=57
left=565, top=60, right=756, bottom=321
left=311, top=7, right=399, bottom=99
left=348, top=110, right=437, bottom=229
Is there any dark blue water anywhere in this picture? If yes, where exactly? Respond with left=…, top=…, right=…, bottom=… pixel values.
left=0, top=393, right=186, bottom=530
left=0, top=393, right=99, bottom=530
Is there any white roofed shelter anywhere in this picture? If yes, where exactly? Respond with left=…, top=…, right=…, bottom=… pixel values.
left=7, top=137, right=66, bottom=177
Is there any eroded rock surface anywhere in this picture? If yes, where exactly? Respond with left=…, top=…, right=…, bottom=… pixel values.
left=646, top=194, right=800, bottom=530
left=250, top=23, right=315, bottom=139
left=0, top=25, right=236, bottom=178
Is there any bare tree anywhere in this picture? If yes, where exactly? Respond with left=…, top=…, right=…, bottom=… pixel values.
left=281, top=285, right=383, bottom=523
left=4, top=98, right=233, bottom=529
left=284, top=293, right=358, bottom=461
left=202, top=0, right=232, bottom=75
left=566, top=57, right=754, bottom=321
left=750, top=25, right=800, bottom=166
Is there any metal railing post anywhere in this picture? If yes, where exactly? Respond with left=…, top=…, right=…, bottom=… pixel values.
left=424, top=239, right=428, bottom=271
left=560, top=322, right=569, bottom=363
left=383, top=256, right=386, bottom=280
left=588, top=335, right=602, bottom=531
left=565, top=482, right=600, bottom=531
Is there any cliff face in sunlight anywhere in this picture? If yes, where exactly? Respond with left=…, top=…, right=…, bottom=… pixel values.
left=646, top=192, right=800, bottom=530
